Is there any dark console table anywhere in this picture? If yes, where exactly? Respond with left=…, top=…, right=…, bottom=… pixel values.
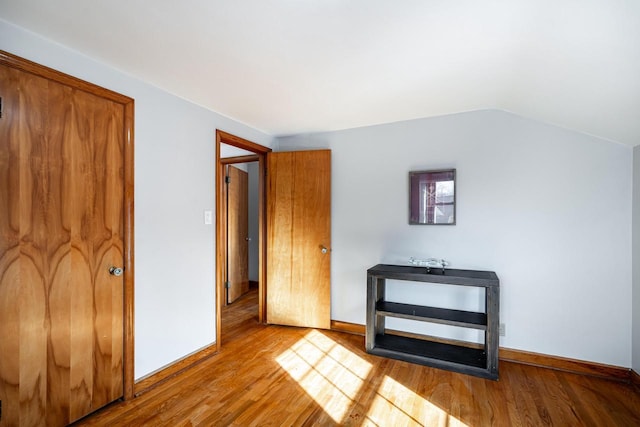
left=366, top=264, right=500, bottom=380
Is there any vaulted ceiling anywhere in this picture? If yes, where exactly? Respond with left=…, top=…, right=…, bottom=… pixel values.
left=1, top=0, right=639, bottom=146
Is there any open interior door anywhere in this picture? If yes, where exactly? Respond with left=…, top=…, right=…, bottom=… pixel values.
left=266, top=150, right=331, bottom=329
left=226, top=165, right=249, bottom=304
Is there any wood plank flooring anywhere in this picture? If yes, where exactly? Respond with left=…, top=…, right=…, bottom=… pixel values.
left=75, top=290, right=640, bottom=426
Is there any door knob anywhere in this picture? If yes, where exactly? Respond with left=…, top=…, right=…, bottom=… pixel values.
left=320, top=246, right=328, bottom=254
left=109, top=266, right=124, bottom=277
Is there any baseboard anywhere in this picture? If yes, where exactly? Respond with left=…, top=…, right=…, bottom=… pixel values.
left=330, top=320, right=632, bottom=382
left=133, top=342, right=217, bottom=396
left=499, top=347, right=630, bottom=382
left=331, top=320, right=365, bottom=335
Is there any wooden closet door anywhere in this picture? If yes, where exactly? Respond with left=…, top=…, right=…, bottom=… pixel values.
left=0, top=62, right=124, bottom=425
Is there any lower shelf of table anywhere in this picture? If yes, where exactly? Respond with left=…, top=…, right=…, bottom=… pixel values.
left=368, top=333, right=498, bottom=380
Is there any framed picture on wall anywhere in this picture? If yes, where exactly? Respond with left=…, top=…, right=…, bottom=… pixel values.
left=409, top=169, right=456, bottom=225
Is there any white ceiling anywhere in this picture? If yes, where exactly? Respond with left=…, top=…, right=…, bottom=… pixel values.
left=1, top=0, right=639, bottom=145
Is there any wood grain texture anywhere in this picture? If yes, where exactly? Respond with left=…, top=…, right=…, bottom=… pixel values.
left=226, top=165, right=249, bottom=304
left=221, top=288, right=260, bottom=337
left=331, top=320, right=366, bottom=336
left=266, top=152, right=294, bottom=322
left=0, top=54, right=129, bottom=426
left=220, top=154, right=259, bottom=164
left=0, top=51, right=132, bottom=105
left=122, top=97, right=135, bottom=401
left=133, top=344, right=217, bottom=397
left=75, top=291, right=640, bottom=427
left=215, top=130, right=271, bottom=352
left=333, top=320, right=635, bottom=382
left=215, top=136, right=226, bottom=353
left=217, top=130, right=269, bottom=155
left=632, top=370, right=640, bottom=390
left=500, top=347, right=631, bottom=382
left=267, top=150, right=331, bottom=329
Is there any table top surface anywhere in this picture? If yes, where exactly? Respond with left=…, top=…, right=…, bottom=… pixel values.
left=367, top=264, right=499, bottom=286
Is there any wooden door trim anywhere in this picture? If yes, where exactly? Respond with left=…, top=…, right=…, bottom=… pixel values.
left=122, top=99, right=135, bottom=401
left=0, top=50, right=136, bottom=401
left=0, top=51, right=133, bottom=104
left=215, top=130, right=270, bottom=352
left=221, top=154, right=260, bottom=164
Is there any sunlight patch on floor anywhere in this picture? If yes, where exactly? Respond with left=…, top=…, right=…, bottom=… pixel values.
left=275, top=330, right=372, bottom=423
left=276, top=330, right=468, bottom=426
left=366, top=375, right=469, bottom=427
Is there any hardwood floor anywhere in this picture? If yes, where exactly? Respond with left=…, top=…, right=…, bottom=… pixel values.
left=76, top=290, right=640, bottom=426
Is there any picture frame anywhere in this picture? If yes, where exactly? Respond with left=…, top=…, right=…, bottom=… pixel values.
left=409, top=169, right=456, bottom=225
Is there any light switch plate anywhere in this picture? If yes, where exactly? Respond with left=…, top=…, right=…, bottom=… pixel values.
left=204, top=210, right=213, bottom=225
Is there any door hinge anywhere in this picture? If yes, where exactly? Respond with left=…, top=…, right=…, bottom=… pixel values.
left=0, top=97, right=3, bottom=119
left=225, top=175, right=231, bottom=184
left=225, top=281, right=230, bottom=289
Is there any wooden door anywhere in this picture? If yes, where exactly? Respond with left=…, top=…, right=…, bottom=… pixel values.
left=226, top=165, right=249, bottom=304
left=266, top=150, right=331, bottom=329
left=0, top=61, right=125, bottom=425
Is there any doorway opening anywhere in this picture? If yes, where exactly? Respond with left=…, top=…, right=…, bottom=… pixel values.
left=215, top=130, right=271, bottom=351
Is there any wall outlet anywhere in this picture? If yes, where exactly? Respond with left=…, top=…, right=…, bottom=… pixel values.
left=499, top=323, right=506, bottom=337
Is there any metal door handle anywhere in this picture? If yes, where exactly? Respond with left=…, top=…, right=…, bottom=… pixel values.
left=109, top=266, right=124, bottom=277
left=320, top=246, right=328, bottom=254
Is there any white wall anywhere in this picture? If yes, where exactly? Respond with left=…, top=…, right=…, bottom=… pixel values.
left=1, top=19, right=274, bottom=379
left=633, top=146, right=640, bottom=372
left=278, top=109, right=633, bottom=367
left=3, top=17, right=635, bottom=372
left=248, top=162, right=260, bottom=282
